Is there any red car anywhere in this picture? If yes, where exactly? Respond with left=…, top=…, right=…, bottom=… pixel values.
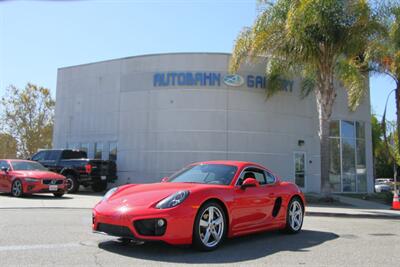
left=0, top=159, right=67, bottom=198
left=93, top=161, right=305, bottom=251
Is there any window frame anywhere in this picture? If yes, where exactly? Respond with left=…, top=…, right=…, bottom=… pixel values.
left=235, top=166, right=275, bottom=186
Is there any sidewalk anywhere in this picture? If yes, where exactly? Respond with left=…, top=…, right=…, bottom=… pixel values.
left=306, top=194, right=400, bottom=219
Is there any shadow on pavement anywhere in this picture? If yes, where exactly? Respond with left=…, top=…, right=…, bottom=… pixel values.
left=98, top=230, right=338, bottom=263
left=0, top=192, right=73, bottom=200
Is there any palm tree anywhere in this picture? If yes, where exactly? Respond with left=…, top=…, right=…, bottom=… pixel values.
left=230, top=0, right=379, bottom=194
left=369, top=3, right=400, bottom=153
left=368, top=2, right=400, bottom=192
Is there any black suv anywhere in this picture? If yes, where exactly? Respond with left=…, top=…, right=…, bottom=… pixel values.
left=30, top=149, right=117, bottom=193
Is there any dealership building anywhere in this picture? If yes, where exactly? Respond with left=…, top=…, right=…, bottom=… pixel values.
left=53, top=53, right=373, bottom=193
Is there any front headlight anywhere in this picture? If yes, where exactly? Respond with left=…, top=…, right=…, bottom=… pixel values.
left=102, top=187, right=118, bottom=201
left=25, top=177, right=39, bottom=182
left=156, top=190, right=189, bottom=209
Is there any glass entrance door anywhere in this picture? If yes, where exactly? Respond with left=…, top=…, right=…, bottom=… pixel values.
left=294, top=152, right=306, bottom=189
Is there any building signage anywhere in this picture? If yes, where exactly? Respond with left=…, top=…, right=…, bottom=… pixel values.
left=153, top=72, right=293, bottom=92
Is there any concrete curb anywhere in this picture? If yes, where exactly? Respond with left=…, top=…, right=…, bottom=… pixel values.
left=306, top=211, right=400, bottom=220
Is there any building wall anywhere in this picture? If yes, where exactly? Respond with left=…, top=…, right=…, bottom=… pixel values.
left=53, top=53, right=373, bottom=193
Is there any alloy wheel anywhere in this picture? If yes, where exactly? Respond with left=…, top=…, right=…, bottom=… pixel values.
left=198, top=206, right=224, bottom=248
left=288, top=200, right=303, bottom=231
left=12, top=180, right=22, bottom=197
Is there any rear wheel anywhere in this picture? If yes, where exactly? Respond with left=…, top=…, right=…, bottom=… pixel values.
left=91, top=181, right=108, bottom=192
left=11, top=180, right=23, bottom=197
left=192, top=202, right=227, bottom=251
left=65, top=174, right=79, bottom=193
left=284, top=197, right=304, bottom=234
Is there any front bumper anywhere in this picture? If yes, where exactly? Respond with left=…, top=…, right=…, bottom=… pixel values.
left=23, top=181, right=67, bottom=194
left=92, top=203, right=197, bottom=245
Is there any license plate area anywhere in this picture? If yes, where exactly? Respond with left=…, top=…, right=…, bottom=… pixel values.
left=49, top=185, right=58, bottom=191
left=101, top=176, right=107, bottom=180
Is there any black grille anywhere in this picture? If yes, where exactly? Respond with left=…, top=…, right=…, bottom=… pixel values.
left=97, top=223, right=134, bottom=238
left=43, top=179, right=64, bottom=185
left=134, top=219, right=167, bottom=236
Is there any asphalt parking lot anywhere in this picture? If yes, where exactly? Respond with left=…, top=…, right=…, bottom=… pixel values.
left=0, top=192, right=399, bottom=267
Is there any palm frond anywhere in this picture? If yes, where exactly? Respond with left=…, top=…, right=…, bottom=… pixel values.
left=336, top=57, right=367, bottom=111
left=229, top=27, right=253, bottom=73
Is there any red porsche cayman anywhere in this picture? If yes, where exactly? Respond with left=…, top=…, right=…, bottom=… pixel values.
left=0, top=159, right=67, bottom=198
left=92, top=161, right=305, bottom=251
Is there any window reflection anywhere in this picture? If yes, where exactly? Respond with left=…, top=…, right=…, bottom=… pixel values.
left=329, top=120, right=366, bottom=192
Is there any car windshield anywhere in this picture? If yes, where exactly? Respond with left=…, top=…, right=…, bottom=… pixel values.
left=168, top=164, right=237, bottom=185
left=11, top=161, right=47, bottom=171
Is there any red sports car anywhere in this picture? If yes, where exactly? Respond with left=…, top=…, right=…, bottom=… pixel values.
left=93, top=161, right=305, bottom=251
left=0, top=159, right=67, bottom=197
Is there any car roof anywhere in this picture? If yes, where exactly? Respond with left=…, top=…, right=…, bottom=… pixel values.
left=191, top=160, right=266, bottom=169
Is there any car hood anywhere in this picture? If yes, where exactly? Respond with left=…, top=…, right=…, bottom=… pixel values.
left=11, top=171, right=65, bottom=179
left=105, top=182, right=220, bottom=208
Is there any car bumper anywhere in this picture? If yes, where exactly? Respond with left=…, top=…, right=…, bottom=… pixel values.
left=23, top=182, right=67, bottom=194
left=92, top=203, right=198, bottom=245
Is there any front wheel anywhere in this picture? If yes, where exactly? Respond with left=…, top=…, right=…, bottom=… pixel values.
left=11, top=180, right=24, bottom=197
left=284, top=197, right=304, bottom=234
left=192, top=202, right=227, bottom=251
left=65, top=174, right=79, bottom=193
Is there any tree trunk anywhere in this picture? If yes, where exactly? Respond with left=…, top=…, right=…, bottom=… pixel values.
left=315, top=66, right=336, bottom=195
left=319, top=115, right=331, bottom=195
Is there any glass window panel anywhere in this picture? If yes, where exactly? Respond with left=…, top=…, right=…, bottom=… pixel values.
left=342, top=138, right=356, bottom=173
left=356, top=139, right=366, bottom=167
left=295, top=173, right=305, bottom=188
left=329, top=121, right=340, bottom=137
left=356, top=121, right=365, bottom=139
left=341, top=120, right=355, bottom=139
left=357, top=174, right=367, bottom=192
left=94, top=143, right=103, bottom=159
left=343, top=173, right=356, bottom=192
left=109, top=142, right=117, bottom=161
left=294, top=153, right=305, bottom=188
left=329, top=138, right=341, bottom=192
left=342, top=138, right=356, bottom=192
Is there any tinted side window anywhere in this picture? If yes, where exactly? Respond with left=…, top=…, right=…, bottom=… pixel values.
left=46, top=151, right=60, bottom=161
left=265, top=171, right=276, bottom=184
left=61, top=150, right=87, bottom=159
left=0, top=160, right=10, bottom=170
left=238, top=167, right=266, bottom=185
left=31, top=151, right=47, bottom=161
left=253, top=169, right=266, bottom=185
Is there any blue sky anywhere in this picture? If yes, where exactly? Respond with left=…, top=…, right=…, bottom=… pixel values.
left=0, top=0, right=396, bottom=121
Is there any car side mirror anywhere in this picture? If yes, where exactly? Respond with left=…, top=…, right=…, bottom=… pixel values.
left=241, top=178, right=259, bottom=189
left=1, top=167, right=9, bottom=173
left=161, top=177, right=169, bottom=182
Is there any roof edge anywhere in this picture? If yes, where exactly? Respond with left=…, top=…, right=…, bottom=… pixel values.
left=58, top=52, right=232, bottom=70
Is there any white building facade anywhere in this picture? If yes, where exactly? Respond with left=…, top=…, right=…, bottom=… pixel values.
left=53, top=53, right=374, bottom=193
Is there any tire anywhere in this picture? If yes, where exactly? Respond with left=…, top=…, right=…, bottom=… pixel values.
left=91, top=181, right=108, bottom=192
left=11, top=179, right=24, bottom=197
left=284, top=197, right=304, bottom=234
left=53, top=192, right=65, bottom=198
left=65, top=174, right=79, bottom=193
left=192, top=201, right=227, bottom=251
